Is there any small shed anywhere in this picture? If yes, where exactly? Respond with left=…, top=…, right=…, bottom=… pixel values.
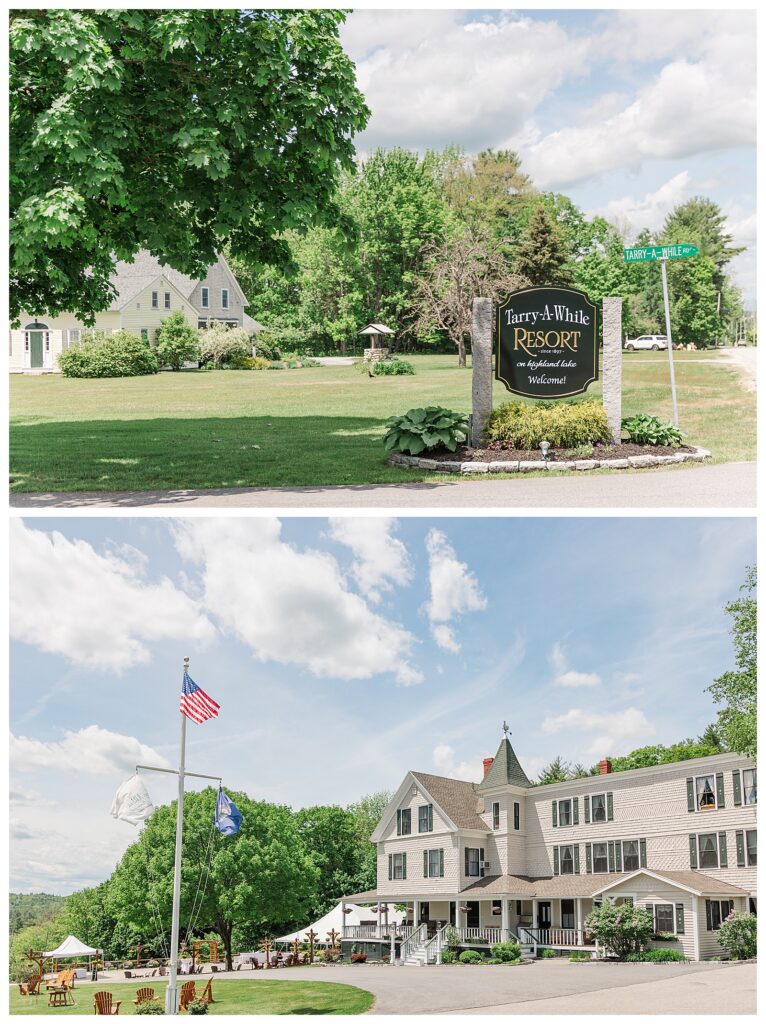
left=358, top=322, right=394, bottom=361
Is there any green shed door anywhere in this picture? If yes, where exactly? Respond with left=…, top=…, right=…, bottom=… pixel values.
left=29, top=331, right=44, bottom=368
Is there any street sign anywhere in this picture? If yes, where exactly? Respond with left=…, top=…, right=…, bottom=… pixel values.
left=623, top=244, right=698, bottom=263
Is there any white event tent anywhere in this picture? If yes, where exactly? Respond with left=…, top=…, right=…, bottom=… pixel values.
left=43, top=936, right=102, bottom=958
left=274, top=902, right=406, bottom=946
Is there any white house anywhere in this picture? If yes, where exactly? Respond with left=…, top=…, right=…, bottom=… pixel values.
left=9, top=251, right=264, bottom=372
left=341, top=731, right=756, bottom=963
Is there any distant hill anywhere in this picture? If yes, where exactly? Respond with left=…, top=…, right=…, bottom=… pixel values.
left=9, top=893, right=67, bottom=936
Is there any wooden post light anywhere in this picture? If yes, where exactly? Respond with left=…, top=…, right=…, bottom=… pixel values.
left=327, top=929, right=341, bottom=956
left=259, top=938, right=273, bottom=969
left=290, top=939, right=301, bottom=964
left=306, top=930, right=318, bottom=964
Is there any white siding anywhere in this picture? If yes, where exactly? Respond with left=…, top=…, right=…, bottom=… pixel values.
left=189, top=259, right=245, bottom=326
left=119, top=279, right=197, bottom=343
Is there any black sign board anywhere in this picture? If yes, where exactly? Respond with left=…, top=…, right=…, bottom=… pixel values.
left=496, top=286, right=598, bottom=399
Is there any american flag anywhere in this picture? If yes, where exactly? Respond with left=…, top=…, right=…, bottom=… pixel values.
left=180, top=671, right=220, bottom=724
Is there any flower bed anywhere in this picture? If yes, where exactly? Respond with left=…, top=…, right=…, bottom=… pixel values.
left=389, top=444, right=710, bottom=474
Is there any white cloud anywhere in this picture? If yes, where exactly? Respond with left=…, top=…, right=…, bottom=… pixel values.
left=541, top=707, right=655, bottom=756
left=549, top=643, right=601, bottom=688
left=10, top=520, right=215, bottom=670
left=588, top=172, right=693, bottom=238
left=433, top=743, right=479, bottom=782
left=173, top=519, right=422, bottom=686
left=425, top=530, right=487, bottom=652
left=327, top=517, right=413, bottom=603
left=10, top=725, right=170, bottom=775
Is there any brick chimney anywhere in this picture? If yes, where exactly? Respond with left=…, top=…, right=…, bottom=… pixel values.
left=598, top=758, right=613, bottom=775
left=483, top=757, right=494, bottom=777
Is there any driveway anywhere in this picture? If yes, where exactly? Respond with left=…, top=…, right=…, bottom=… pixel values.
left=213, top=960, right=755, bottom=1015
left=10, top=460, right=756, bottom=509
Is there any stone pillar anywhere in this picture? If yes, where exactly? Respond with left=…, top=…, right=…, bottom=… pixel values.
left=602, top=296, right=623, bottom=444
left=471, top=297, right=493, bottom=447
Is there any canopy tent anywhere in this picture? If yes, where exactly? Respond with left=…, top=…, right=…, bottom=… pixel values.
left=42, top=936, right=102, bottom=958
left=274, top=901, right=406, bottom=945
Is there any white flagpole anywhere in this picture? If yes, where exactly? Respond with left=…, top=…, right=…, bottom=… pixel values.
left=165, top=657, right=189, bottom=1015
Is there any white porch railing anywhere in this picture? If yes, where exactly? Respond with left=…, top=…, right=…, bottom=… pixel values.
left=455, top=926, right=504, bottom=945
left=519, top=927, right=593, bottom=948
left=400, top=923, right=426, bottom=962
left=343, top=923, right=411, bottom=940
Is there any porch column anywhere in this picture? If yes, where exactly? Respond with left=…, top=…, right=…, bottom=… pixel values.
left=501, top=898, right=510, bottom=942
left=341, top=900, right=347, bottom=939
left=382, top=903, right=389, bottom=940
left=413, top=899, right=420, bottom=930
left=531, top=898, right=538, bottom=931
left=575, top=898, right=582, bottom=944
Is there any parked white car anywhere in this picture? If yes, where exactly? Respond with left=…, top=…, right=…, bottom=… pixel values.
left=624, top=334, right=668, bottom=351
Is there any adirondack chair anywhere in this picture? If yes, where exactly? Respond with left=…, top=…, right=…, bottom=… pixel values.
left=200, top=979, right=215, bottom=1005
left=46, top=969, right=72, bottom=991
left=179, top=981, right=196, bottom=1012
left=94, top=991, right=121, bottom=1015
left=133, top=987, right=155, bottom=1006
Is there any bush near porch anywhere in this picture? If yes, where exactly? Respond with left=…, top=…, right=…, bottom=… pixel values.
left=584, top=902, right=654, bottom=959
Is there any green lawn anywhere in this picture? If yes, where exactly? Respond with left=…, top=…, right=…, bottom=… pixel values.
left=9, top=352, right=754, bottom=493
left=9, top=978, right=374, bottom=1015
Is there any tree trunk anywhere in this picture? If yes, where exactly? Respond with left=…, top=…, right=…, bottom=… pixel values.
left=215, top=914, right=234, bottom=971
left=457, top=336, right=467, bottom=368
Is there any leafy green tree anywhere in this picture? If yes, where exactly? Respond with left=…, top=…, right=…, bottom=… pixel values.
left=9, top=893, right=66, bottom=936
left=108, top=789, right=318, bottom=970
left=698, top=723, right=725, bottom=752
left=513, top=204, right=573, bottom=286
left=198, top=323, right=250, bottom=368
left=708, top=566, right=756, bottom=758
left=603, top=738, right=722, bottom=774
left=347, top=791, right=392, bottom=891
left=295, top=805, right=366, bottom=919
left=10, top=8, right=369, bottom=323
left=668, top=256, right=723, bottom=347
left=155, top=312, right=200, bottom=371
left=10, top=916, right=70, bottom=982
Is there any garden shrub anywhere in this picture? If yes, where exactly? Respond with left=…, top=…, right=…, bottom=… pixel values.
left=490, top=940, right=521, bottom=963
left=717, top=912, right=756, bottom=960
left=625, top=949, right=687, bottom=963
left=384, top=406, right=469, bottom=455
left=59, top=331, right=159, bottom=378
left=440, top=950, right=456, bottom=964
left=373, top=358, right=416, bottom=376
left=227, top=355, right=270, bottom=370
left=198, top=322, right=251, bottom=368
left=539, top=948, right=557, bottom=959
left=443, top=926, right=461, bottom=949
left=187, top=998, right=209, bottom=1014
left=486, top=400, right=612, bottom=450
left=569, top=951, right=591, bottom=962
left=154, top=311, right=200, bottom=370
left=585, top=901, right=654, bottom=959
left=458, top=949, right=483, bottom=964
left=252, top=332, right=281, bottom=362
left=135, top=999, right=165, bottom=1014
left=622, top=413, right=685, bottom=447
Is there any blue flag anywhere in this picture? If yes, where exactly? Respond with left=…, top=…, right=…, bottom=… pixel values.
left=215, top=788, right=243, bottom=836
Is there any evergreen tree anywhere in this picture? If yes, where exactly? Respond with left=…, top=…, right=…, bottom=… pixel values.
left=537, top=756, right=571, bottom=785
left=514, top=205, right=573, bottom=286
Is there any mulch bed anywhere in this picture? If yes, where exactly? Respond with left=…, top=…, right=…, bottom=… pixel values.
left=428, top=443, right=696, bottom=464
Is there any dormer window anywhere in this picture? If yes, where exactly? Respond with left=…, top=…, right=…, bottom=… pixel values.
left=396, top=808, right=411, bottom=836
left=492, top=801, right=500, bottom=830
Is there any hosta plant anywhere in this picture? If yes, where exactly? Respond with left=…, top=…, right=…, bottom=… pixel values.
left=384, top=406, right=469, bottom=456
left=622, top=414, right=685, bottom=447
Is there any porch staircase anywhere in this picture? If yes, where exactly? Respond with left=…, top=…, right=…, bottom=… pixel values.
left=400, top=924, right=429, bottom=966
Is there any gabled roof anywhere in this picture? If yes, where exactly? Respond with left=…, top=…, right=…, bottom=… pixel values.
left=592, top=869, right=750, bottom=898
left=411, top=772, right=488, bottom=831
left=243, top=313, right=266, bottom=331
left=476, top=736, right=532, bottom=792
left=358, top=322, right=394, bottom=335
left=108, top=251, right=249, bottom=310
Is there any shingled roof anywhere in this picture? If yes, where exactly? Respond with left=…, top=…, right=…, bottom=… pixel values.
left=460, top=868, right=749, bottom=899
left=411, top=772, right=488, bottom=831
left=476, top=736, right=532, bottom=792
left=107, top=253, right=199, bottom=310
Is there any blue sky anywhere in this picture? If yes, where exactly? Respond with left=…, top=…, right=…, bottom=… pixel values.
left=10, top=515, right=754, bottom=893
left=340, top=8, right=756, bottom=305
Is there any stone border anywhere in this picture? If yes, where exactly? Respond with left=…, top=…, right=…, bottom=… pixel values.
left=389, top=446, right=711, bottom=475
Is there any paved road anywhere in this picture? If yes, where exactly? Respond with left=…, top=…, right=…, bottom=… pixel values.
left=10, top=461, right=756, bottom=509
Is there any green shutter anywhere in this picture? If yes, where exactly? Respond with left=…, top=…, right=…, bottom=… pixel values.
left=388, top=854, right=393, bottom=880
left=465, top=848, right=470, bottom=876
left=608, top=841, right=615, bottom=872
left=705, top=900, right=712, bottom=930
left=639, top=838, right=647, bottom=868
left=553, top=846, right=560, bottom=875
left=573, top=797, right=579, bottom=825
left=397, top=809, right=401, bottom=835
left=736, top=830, right=745, bottom=867
left=585, top=843, right=592, bottom=873
left=424, top=850, right=429, bottom=878
left=675, top=904, right=685, bottom=934
left=689, top=834, right=698, bottom=869
left=615, top=841, right=622, bottom=872
left=574, top=845, right=580, bottom=874
left=718, top=832, right=728, bottom=868
left=552, top=801, right=558, bottom=827
left=402, top=853, right=407, bottom=880
left=440, top=848, right=444, bottom=877
left=686, top=777, right=695, bottom=812
left=733, top=770, right=742, bottom=807
left=716, top=773, right=725, bottom=808
left=607, top=792, right=614, bottom=821
left=429, top=804, right=434, bottom=832
left=584, top=795, right=590, bottom=823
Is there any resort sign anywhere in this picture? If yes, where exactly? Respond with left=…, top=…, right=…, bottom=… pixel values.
left=496, top=286, right=598, bottom=399
left=623, top=244, right=699, bottom=262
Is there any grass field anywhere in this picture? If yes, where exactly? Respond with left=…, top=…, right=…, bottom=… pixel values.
left=9, top=352, right=754, bottom=493
left=9, top=978, right=375, bottom=1015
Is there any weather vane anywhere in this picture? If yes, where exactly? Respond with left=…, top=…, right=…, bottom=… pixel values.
left=502, top=720, right=511, bottom=738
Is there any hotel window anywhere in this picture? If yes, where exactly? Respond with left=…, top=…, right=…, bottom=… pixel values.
left=559, top=845, right=575, bottom=875
left=221, top=288, right=229, bottom=309
left=465, top=847, right=482, bottom=877
left=164, top=291, right=171, bottom=309
left=492, top=801, right=500, bottom=830
left=623, top=840, right=640, bottom=872
left=696, top=774, right=717, bottom=811
left=69, top=329, right=81, bottom=344
left=151, top=291, right=159, bottom=308
left=698, top=833, right=719, bottom=869
left=389, top=852, right=407, bottom=880
left=591, top=793, right=607, bottom=822
left=418, top=804, right=433, bottom=833
left=423, top=848, right=444, bottom=878
left=705, top=899, right=734, bottom=931
left=746, top=829, right=757, bottom=866
left=513, top=801, right=520, bottom=831
left=558, top=799, right=572, bottom=826
left=561, top=899, right=575, bottom=929
left=592, top=842, right=608, bottom=873
left=743, top=769, right=757, bottom=805
left=396, top=809, right=411, bottom=836
left=201, top=287, right=210, bottom=309
left=653, top=904, right=675, bottom=934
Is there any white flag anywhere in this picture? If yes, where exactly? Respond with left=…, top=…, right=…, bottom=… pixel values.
left=110, top=774, right=154, bottom=826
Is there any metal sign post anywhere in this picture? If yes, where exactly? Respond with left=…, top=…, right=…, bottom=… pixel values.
left=659, top=258, right=679, bottom=427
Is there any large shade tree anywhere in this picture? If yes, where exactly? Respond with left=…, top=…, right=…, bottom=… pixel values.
left=708, top=566, right=757, bottom=759
left=9, top=8, right=369, bottom=323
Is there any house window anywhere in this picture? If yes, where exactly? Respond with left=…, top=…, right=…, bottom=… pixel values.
left=392, top=853, right=406, bottom=880
left=654, top=904, right=675, bottom=934
left=705, top=899, right=734, bottom=931
left=558, top=799, right=572, bottom=826
left=424, top=849, right=443, bottom=878
left=492, top=802, right=500, bottom=830
left=396, top=809, right=411, bottom=836
left=164, top=291, right=171, bottom=309
left=591, top=794, right=607, bottom=822
left=465, top=848, right=481, bottom=877
left=698, top=833, right=719, bottom=869
left=623, top=840, right=640, bottom=872
left=418, top=804, right=433, bottom=833
left=696, top=774, right=716, bottom=811
left=561, top=899, right=575, bottom=929
left=560, top=845, right=575, bottom=874
left=201, top=287, right=210, bottom=309
left=513, top=801, right=520, bottom=831
left=69, top=329, right=81, bottom=344
left=743, top=769, right=757, bottom=805
left=152, top=291, right=159, bottom=308
left=140, top=328, right=149, bottom=342
left=746, top=829, right=757, bottom=866
left=221, top=288, right=229, bottom=309
left=592, top=842, right=608, bottom=873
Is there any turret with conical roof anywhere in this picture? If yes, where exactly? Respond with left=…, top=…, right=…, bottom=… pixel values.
left=476, top=728, right=532, bottom=791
